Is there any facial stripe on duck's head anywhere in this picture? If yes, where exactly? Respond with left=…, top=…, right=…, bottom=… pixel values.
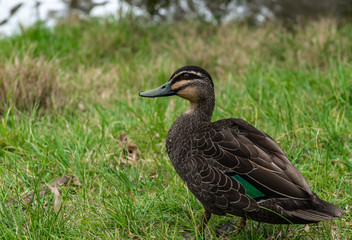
left=169, top=66, right=214, bottom=102
left=169, top=65, right=213, bottom=86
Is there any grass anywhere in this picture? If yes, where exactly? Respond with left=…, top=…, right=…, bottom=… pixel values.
left=0, top=15, right=351, bottom=239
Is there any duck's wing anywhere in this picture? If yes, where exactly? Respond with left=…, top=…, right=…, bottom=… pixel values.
left=186, top=154, right=259, bottom=213
left=191, top=118, right=313, bottom=201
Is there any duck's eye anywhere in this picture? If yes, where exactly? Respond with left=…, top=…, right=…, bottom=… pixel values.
left=183, top=74, right=190, bottom=79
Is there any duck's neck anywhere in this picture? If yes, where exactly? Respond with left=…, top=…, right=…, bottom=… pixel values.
left=187, top=99, right=214, bottom=123
left=166, top=97, right=214, bottom=161
left=168, top=97, right=214, bottom=140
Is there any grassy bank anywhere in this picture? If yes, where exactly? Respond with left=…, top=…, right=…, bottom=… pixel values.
left=0, top=16, right=351, bottom=239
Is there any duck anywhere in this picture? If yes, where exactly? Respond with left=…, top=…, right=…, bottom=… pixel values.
left=139, top=65, right=344, bottom=231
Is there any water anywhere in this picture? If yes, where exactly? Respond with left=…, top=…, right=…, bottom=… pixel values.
left=0, top=0, right=123, bottom=36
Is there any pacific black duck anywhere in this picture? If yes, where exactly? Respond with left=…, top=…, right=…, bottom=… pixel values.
left=139, top=65, right=344, bottom=231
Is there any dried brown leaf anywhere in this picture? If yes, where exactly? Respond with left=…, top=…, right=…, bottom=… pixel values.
left=304, top=224, right=310, bottom=232
left=118, top=133, right=141, bottom=164
left=5, top=175, right=80, bottom=208
left=47, top=184, right=61, bottom=213
left=71, top=177, right=82, bottom=186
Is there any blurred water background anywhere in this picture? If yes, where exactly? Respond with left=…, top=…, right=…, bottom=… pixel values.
left=2, top=0, right=350, bottom=37
left=0, top=0, right=126, bottom=36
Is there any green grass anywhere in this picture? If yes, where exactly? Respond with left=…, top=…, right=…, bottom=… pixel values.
left=0, top=16, right=351, bottom=239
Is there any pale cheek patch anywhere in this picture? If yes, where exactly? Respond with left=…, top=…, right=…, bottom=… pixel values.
left=171, top=80, right=189, bottom=91
left=177, top=87, right=198, bottom=102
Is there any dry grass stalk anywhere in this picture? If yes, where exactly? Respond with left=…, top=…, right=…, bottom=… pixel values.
left=0, top=56, right=64, bottom=114
left=164, top=18, right=346, bottom=78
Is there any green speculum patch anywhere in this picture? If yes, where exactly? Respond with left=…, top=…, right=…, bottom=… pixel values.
left=232, top=174, right=266, bottom=199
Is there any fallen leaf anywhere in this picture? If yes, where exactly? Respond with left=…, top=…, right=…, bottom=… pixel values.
left=304, top=224, right=310, bottom=232
left=47, top=184, right=61, bottom=213
left=71, top=177, right=82, bottom=186
left=118, top=133, right=141, bottom=165
left=5, top=175, right=80, bottom=208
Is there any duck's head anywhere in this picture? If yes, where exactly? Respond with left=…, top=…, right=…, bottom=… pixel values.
left=139, top=66, right=214, bottom=107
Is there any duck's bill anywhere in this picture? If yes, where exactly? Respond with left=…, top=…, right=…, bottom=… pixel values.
left=139, top=82, right=175, bottom=98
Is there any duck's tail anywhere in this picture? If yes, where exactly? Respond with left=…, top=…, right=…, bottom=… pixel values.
left=289, top=196, right=344, bottom=222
